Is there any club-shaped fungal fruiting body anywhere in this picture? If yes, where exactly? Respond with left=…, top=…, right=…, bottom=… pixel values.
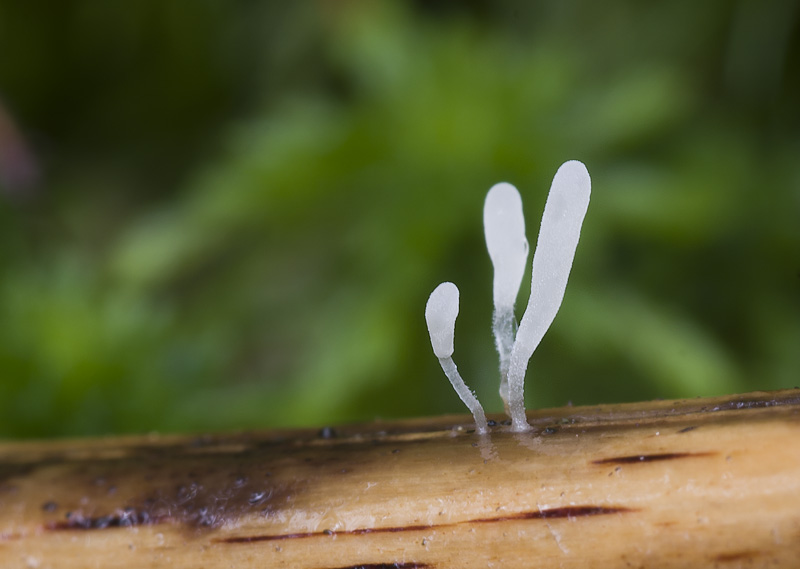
left=504, top=160, right=591, bottom=431
left=425, top=160, right=591, bottom=433
left=484, top=182, right=529, bottom=415
left=425, top=282, right=489, bottom=434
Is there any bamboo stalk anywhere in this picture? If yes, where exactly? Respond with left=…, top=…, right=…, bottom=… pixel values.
left=2, top=389, right=800, bottom=568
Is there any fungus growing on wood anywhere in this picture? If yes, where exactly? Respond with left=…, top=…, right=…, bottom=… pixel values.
left=425, top=282, right=489, bottom=434
left=484, top=182, right=529, bottom=414
left=426, top=161, right=590, bottom=434
left=506, top=160, right=591, bottom=431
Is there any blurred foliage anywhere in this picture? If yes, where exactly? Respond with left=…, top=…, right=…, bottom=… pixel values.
left=0, top=0, right=798, bottom=438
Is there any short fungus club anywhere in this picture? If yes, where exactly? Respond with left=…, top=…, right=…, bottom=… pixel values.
left=426, top=160, right=591, bottom=433
left=484, top=182, right=529, bottom=415
left=425, top=282, right=489, bottom=435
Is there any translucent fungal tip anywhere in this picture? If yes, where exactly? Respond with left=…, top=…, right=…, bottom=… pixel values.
left=552, top=160, right=591, bottom=206
left=425, top=282, right=460, bottom=359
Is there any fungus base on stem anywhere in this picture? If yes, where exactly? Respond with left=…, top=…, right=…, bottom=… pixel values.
left=438, top=356, right=488, bottom=434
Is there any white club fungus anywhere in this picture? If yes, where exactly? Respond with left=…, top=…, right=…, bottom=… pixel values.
left=483, top=182, right=529, bottom=413
left=425, top=282, right=489, bottom=434
left=425, top=160, right=590, bottom=435
left=506, top=160, right=591, bottom=431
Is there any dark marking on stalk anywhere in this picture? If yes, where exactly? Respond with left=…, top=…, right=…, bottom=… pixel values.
left=0, top=462, right=47, bottom=485
left=40, top=454, right=301, bottom=532
left=714, top=550, right=759, bottom=562
left=472, top=505, right=633, bottom=522
left=219, top=505, right=634, bottom=543
left=709, top=395, right=800, bottom=412
left=46, top=509, right=164, bottom=530
left=677, top=426, right=697, bottom=433
left=223, top=523, right=434, bottom=543
left=325, top=564, right=428, bottom=569
left=327, top=564, right=429, bottom=569
left=26, top=434, right=324, bottom=534
left=592, top=452, right=714, bottom=465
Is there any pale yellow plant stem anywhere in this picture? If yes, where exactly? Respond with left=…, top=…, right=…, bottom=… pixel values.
left=1, top=389, right=799, bottom=568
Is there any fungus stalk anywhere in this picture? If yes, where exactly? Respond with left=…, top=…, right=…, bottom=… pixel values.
left=425, top=282, right=489, bottom=434
left=483, top=183, right=529, bottom=413
left=506, top=160, right=591, bottom=431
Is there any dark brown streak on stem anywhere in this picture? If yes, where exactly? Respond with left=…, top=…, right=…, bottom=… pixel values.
left=326, top=564, right=429, bottom=569
left=45, top=511, right=169, bottom=531
left=219, top=505, right=635, bottom=543
left=707, top=396, right=800, bottom=412
left=592, top=452, right=716, bottom=465
left=714, top=550, right=760, bottom=562
left=472, top=505, right=633, bottom=522
left=221, top=525, right=432, bottom=543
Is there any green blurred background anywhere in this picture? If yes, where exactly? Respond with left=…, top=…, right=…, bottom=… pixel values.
left=0, top=1, right=798, bottom=438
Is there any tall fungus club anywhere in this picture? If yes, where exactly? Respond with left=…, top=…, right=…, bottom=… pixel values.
left=425, top=160, right=591, bottom=433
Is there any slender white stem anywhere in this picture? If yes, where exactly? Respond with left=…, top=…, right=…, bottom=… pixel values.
left=484, top=182, right=528, bottom=412
left=492, top=307, right=516, bottom=411
left=507, top=161, right=591, bottom=432
left=425, top=282, right=488, bottom=434
left=438, top=357, right=488, bottom=434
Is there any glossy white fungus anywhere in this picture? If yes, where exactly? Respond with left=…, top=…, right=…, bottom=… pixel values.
left=506, top=160, right=591, bottom=431
left=425, top=282, right=489, bottom=434
left=425, top=160, right=590, bottom=435
left=483, top=182, right=529, bottom=412
left=425, top=281, right=460, bottom=359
